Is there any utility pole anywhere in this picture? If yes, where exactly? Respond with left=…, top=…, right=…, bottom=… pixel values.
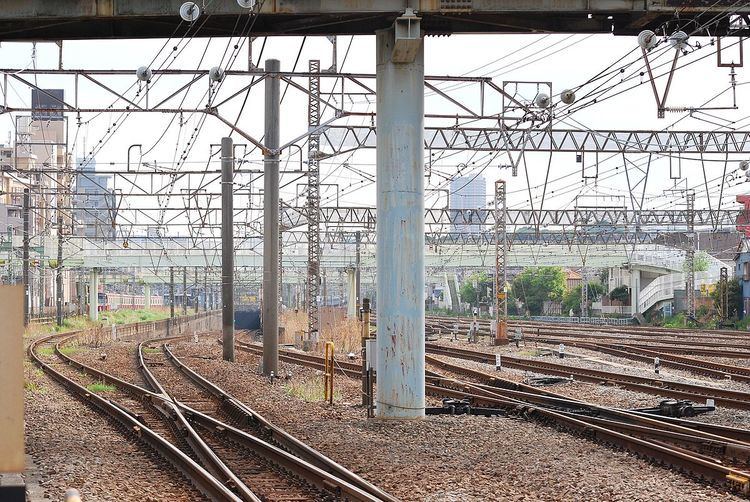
left=262, top=59, right=280, bottom=375
left=221, top=137, right=235, bottom=362
left=22, top=188, right=29, bottom=326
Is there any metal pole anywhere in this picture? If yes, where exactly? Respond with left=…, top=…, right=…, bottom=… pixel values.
left=375, top=24, right=425, bottom=419
left=22, top=188, right=29, bottom=326
left=182, top=266, right=187, bottom=315
left=169, top=267, right=175, bottom=319
left=494, top=180, right=508, bottom=344
left=686, top=190, right=696, bottom=319
left=222, top=137, right=235, bottom=362
left=56, top=175, right=64, bottom=326
left=194, top=267, right=199, bottom=313
left=88, top=268, right=98, bottom=321
left=355, top=230, right=361, bottom=313
left=262, top=59, right=280, bottom=375
left=203, top=269, right=208, bottom=311
left=307, top=59, right=322, bottom=345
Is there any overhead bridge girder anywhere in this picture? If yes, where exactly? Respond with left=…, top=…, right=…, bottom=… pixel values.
left=280, top=206, right=743, bottom=230
left=321, top=127, right=750, bottom=155
left=0, top=1, right=746, bottom=39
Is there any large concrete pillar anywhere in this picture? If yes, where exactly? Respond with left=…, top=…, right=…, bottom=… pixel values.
left=262, top=59, right=280, bottom=375
left=375, top=20, right=425, bottom=419
left=88, top=268, right=99, bottom=321
left=144, top=283, right=151, bottom=310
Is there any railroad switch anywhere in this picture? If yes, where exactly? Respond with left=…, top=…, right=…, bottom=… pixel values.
left=425, top=398, right=505, bottom=417
left=525, top=376, right=573, bottom=386
left=633, top=399, right=715, bottom=418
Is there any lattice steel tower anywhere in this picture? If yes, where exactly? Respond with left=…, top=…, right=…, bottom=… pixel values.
left=494, top=179, right=508, bottom=344
left=307, top=60, right=321, bottom=341
left=685, top=190, right=696, bottom=319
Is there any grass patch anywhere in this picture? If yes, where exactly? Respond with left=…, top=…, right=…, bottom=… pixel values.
left=86, top=381, right=115, bottom=394
left=285, top=377, right=341, bottom=403
left=24, top=380, right=42, bottom=393
left=100, top=308, right=172, bottom=326
left=36, top=346, right=54, bottom=357
left=58, top=346, right=79, bottom=356
left=141, top=347, right=162, bottom=354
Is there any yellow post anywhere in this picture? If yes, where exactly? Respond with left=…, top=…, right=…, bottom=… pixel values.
left=324, top=341, right=334, bottom=404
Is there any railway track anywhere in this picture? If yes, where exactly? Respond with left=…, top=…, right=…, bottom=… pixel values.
left=150, top=341, right=397, bottom=502
left=28, top=331, right=241, bottom=501
left=425, top=343, right=750, bottom=410
left=30, top=325, right=394, bottom=501
left=232, top=338, right=750, bottom=495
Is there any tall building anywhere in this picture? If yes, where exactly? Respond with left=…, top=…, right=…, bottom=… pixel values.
left=74, top=157, right=117, bottom=239
left=449, top=175, right=486, bottom=233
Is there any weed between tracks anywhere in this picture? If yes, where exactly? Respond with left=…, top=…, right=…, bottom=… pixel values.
left=284, top=376, right=342, bottom=403
left=141, top=347, right=162, bottom=354
left=86, top=382, right=116, bottom=394
left=280, top=308, right=362, bottom=354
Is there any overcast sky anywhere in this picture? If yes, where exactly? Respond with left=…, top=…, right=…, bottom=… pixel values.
left=0, top=31, right=746, bottom=241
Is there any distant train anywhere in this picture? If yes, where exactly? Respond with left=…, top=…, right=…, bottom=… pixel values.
left=103, top=292, right=164, bottom=310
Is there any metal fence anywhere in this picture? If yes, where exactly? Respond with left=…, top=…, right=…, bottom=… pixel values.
left=528, top=315, right=633, bottom=326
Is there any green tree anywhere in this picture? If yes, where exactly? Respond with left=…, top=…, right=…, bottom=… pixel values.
left=609, top=285, right=629, bottom=304
left=511, top=267, right=565, bottom=315
left=562, top=281, right=606, bottom=315
left=710, top=277, right=742, bottom=319
left=459, top=271, right=493, bottom=306
left=683, top=251, right=710, bottom=273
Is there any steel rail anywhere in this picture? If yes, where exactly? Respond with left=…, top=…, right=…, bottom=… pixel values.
left=27, top=331, right=242, bottom=502
left=137, top=337, right=261, bottom=502
left=141, top=339, right=387, bottom=502
left=425, top=344, right=750, bottom=410
left=422, top=376, right=750, bottom=494
left=162, top=342, right=398, bottom=502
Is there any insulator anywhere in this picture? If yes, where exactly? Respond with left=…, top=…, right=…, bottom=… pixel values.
left=237, top=0, right=257, bottom=7
left=637, top=30, right=658, bottom=50
left=668, top=31, right=689, bottom=50
left=534, top=93, right=550, bottom=108
left=136, top=66, right=152, bottom=82
left=741, top=160, right=749, bottom=171
left=209, top=66, right=225, bottom=82
left=560, top=89, right=576, bottom=105
left=179, top=2, right=201, bottom=22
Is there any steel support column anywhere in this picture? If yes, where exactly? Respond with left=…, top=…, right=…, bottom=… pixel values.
left=307, top=59, right=321, bottom=343
left=686, top=191, right=696, bottom=319
left=222, top=137, right=235, bottom=362
left=262, top=59, right=280, bottom=375
left=494, top=180, right=508, bottom=344
left=170, top=267, right=175, bottom=319
left=375, top=24, right=425, bottom=419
